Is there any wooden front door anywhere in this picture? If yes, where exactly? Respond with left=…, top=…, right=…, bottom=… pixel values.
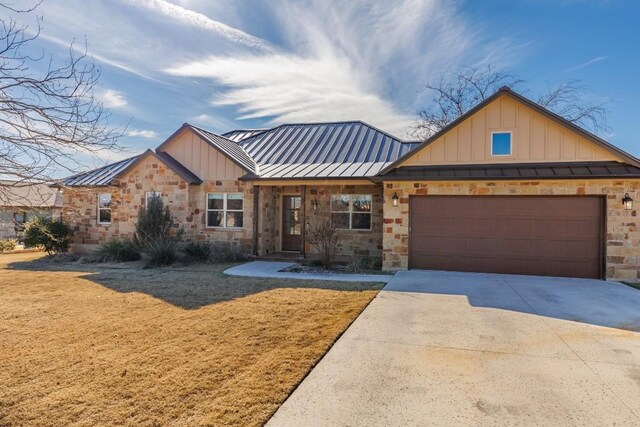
left=282, top=196, right=302, bottom=251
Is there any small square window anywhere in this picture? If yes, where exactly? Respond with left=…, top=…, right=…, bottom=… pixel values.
left=491, top=132, right=512, bottom=156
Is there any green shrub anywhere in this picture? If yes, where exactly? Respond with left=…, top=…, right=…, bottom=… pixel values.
left=143, top=238, right=180, bottom=268
left=210, top=242, right=249, bottom=263
left=0, top=238, right=17, bottom=252
left=184, top=241, right=212, bottom=262
left=23, top=217, right=72, bottom=254
left=94, top=238, right=141, bottom=262
left=134, top=194, right=183, bottom=249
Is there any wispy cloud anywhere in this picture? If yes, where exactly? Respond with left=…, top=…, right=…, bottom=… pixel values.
left=566, top=55, right=609, bottom=72
left=97, top=89, right=128, bottom=109
left=128, top=129, right=159, bottom=139
left=123, top=0, right=274, bottom=52
left=167, top=0, right=504, bottom=135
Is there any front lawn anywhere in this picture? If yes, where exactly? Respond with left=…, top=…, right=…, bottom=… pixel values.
left=0, top=252, right=382, bottom=426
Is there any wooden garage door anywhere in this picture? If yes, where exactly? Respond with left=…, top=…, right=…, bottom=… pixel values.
left=409, top=196, right=604, bottom=279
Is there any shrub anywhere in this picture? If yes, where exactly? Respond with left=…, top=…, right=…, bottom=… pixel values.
left=133, top=193, right=183, bottom=249
left=184, top=241, right=212, bottom=262
left=345, top=256, right=382, bottom=273
left=306, top=203, right=343, bottom=269
left=142, top=238, right=180, bottom=268
left=210, top=241, right=249, bottom=263
left=23, top=217, right=72, bottom=254
left=0, top=238, right=17, bottom=252
left=94, top=238, right=141, bottom=262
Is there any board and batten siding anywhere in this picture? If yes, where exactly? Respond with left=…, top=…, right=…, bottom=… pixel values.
left=161, top=128, right=246, bottom=180
left=400, top=94, right=621, bottom=167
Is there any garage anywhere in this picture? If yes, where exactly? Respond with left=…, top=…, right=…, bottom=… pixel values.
left=409, top=196, right=604, bottom=279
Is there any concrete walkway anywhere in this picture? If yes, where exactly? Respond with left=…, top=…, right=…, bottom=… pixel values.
left=224, top=261, right=393, bottom=283
left=268, top=270, right=640, bottom=426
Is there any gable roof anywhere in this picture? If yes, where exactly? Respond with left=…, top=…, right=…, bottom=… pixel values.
left=155, top=123, right=256, bottom=173
left=222, top=129, right=268, bottom=142
left=378, top=87, right=640, bottom=176
left=0, top=180, right=63, bottom=208
left=64, top=154, right=142, bottom=186
left=64, top=149, right=202, bottom=187
left=237, top=121, right=419, bottom=179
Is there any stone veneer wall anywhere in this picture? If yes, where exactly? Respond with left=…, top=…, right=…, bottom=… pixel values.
left=255, top=184, right=383, bottom=259
left=382, top=179, right=640, bottom=280
left=64, top=155, right=255, bottom=252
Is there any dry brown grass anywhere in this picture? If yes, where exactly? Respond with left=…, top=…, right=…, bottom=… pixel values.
left=0, top=252, right=382, bottom=426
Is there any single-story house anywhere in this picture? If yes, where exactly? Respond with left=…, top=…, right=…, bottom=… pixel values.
left=62, top=87, right=640, bottom=280
left=0, top=181, right=64, bottom=240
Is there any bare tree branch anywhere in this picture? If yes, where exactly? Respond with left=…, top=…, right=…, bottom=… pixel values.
left=0, top=0, right=126, bottom=196
left=413, top=65, right=609, bottom=140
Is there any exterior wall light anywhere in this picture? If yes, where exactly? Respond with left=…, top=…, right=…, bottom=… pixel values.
left=622, top=193, right=633, bottom=210
left=312, top=199, right=319, bottom=211
left=392, top=192, right=399, bottom=207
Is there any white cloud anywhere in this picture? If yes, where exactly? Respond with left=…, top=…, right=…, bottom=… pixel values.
left=123, top=0, right=273, bottom=52
left=166, top=0, right=506, bottom=136
left=566, top=55, right=609, bottom=72
left=98, top=89, right=128, bottom=109
left=128, top=129, right=159, bottom=139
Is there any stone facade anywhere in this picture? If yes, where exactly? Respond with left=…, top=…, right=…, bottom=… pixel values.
left=64, top=155, right=254, bottom=252
left=382, top=179, right=640, bottom=280
left=63, top=154, right=381, bottom=261
left=255, top=184, right=383, bottom=260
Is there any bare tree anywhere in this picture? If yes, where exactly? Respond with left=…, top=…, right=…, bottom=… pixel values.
left=0, top=1, right=125, bottom=189
left=414, top=65, right=609, bottom=140
left=306, top=198, right=344, bottom=269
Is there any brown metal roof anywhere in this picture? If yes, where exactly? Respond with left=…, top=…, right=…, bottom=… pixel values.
left=375, top=161, right=640, bottom=181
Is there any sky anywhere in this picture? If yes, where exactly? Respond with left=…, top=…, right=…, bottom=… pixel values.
left=5, top=0, right=640, bottom=166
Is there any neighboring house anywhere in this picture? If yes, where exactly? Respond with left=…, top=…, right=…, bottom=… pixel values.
left=62, top=87, right=640, bottom=280
left=0, top=181, right=64, bottom=240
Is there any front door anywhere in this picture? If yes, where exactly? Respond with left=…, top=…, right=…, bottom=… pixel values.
left=282, top=196, right=302, bottom=251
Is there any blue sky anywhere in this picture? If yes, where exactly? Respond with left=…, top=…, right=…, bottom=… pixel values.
left=12, top=0, right=639, bottom=165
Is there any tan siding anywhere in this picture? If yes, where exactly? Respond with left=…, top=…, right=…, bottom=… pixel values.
left=161, top=129, right=245, bottom=180
left=400, top=95, right=622, bottom=167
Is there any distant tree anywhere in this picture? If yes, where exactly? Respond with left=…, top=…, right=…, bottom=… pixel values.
left=0, top=1, right=124, bottom=187
left=413, top=65, right=609, bottom=140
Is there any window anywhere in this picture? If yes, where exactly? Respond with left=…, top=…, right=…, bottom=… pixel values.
left=491, top=132, right=512, bottom=156
left=207, top=193, right=243, bottom=228
left=98, top=194, right=112, bottom=224
left=145, top=191, right=162, bottom=209
left=331, top=194, right=372, bottom=230
left=14, top=212, right=26, bottom=224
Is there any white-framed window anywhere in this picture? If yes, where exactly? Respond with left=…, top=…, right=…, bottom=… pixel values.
left=206, top=193, right=244, bottom=228
left=331, top=194, right=372, bottom=230
left=491, top=131, right=512, bottom=156
left=98, top=194, right=112, bottom=224
left=145, top=191, right=162, bottom=209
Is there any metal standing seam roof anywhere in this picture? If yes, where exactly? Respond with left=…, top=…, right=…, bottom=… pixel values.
left=63, top=154, right=142, bottom=186
left=375, top=161, right=640, bottom=181
left=221, top=129, right=268, bottom=142
left=189, top=125, right=256, bottom=173
left=237, top=121, right=419, bottom=179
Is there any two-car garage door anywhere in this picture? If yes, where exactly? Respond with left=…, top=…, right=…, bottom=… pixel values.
left=409, top=196, right=604, bottom=279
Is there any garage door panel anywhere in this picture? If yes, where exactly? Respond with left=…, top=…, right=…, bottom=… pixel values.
left=409, top=196, right=603, bottom=279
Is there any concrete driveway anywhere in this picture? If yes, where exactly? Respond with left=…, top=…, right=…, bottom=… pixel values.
left=268, top=270, right=640, bottom=426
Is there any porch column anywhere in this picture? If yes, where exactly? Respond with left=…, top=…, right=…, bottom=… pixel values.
left=300, top=185, right=306, bottom=257
left=252, top=185, right=259, bottom=256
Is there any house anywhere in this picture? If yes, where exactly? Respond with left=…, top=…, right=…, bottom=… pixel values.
left=62, top=87, right=640, bottom=280
left=0, top=181, right=64, bottom=240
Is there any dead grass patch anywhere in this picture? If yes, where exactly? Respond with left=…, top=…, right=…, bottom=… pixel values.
left=0, top=252, right=382, bottom=426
